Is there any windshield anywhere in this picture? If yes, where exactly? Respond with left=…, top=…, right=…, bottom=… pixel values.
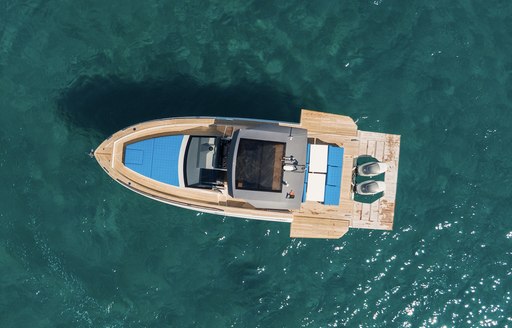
left=184, top=136, right=227, bottom=188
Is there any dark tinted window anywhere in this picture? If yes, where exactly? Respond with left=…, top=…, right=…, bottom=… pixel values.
left=235, top=139, right=285, bottom=192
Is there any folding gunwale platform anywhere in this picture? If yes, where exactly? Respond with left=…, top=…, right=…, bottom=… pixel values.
left=95, top=109, right=400, bottom=239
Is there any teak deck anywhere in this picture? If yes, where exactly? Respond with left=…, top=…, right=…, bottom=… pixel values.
left=289, top=110, right=400, bottom=238
left=95, top=110, right=400, bottom=239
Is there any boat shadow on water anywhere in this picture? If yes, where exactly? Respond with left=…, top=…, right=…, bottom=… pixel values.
left=56, top=74, right=304, bottom=136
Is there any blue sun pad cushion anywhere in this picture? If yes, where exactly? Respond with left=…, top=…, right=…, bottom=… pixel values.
left=302, top=164, right=309, bottom=202
left=124, top=135, right=184, bottom=186
left=302, top=144, right=312, bottom=202
left=306, top=143, right=311, bottom=164
left=327, top=146, right=344, bottom=167
left=124, top=149, right=144, bottom=165
left=326, top=165, right=342, bottom=186
left=324, top=146, right=344, bottom=205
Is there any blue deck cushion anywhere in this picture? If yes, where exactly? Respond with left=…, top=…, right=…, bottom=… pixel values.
left=302, top=165, right=309, bottom=202
left=326, top=165, right=342, bottom=186
left=327, top=145, right=344, bottom=167
left=324, top=146, right=344, bottom=205
left=303, top=144, right=344, bottom=204
left=324, top=184, right=341, bottom=205
left=124, top=148, right=144, bottom=165
left=124, top=135, right=184, bottom=186
left=302, top=144, right=310, bottom=202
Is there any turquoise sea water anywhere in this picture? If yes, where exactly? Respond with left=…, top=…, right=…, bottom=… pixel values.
left=1, top=0, right=511, bottom=326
